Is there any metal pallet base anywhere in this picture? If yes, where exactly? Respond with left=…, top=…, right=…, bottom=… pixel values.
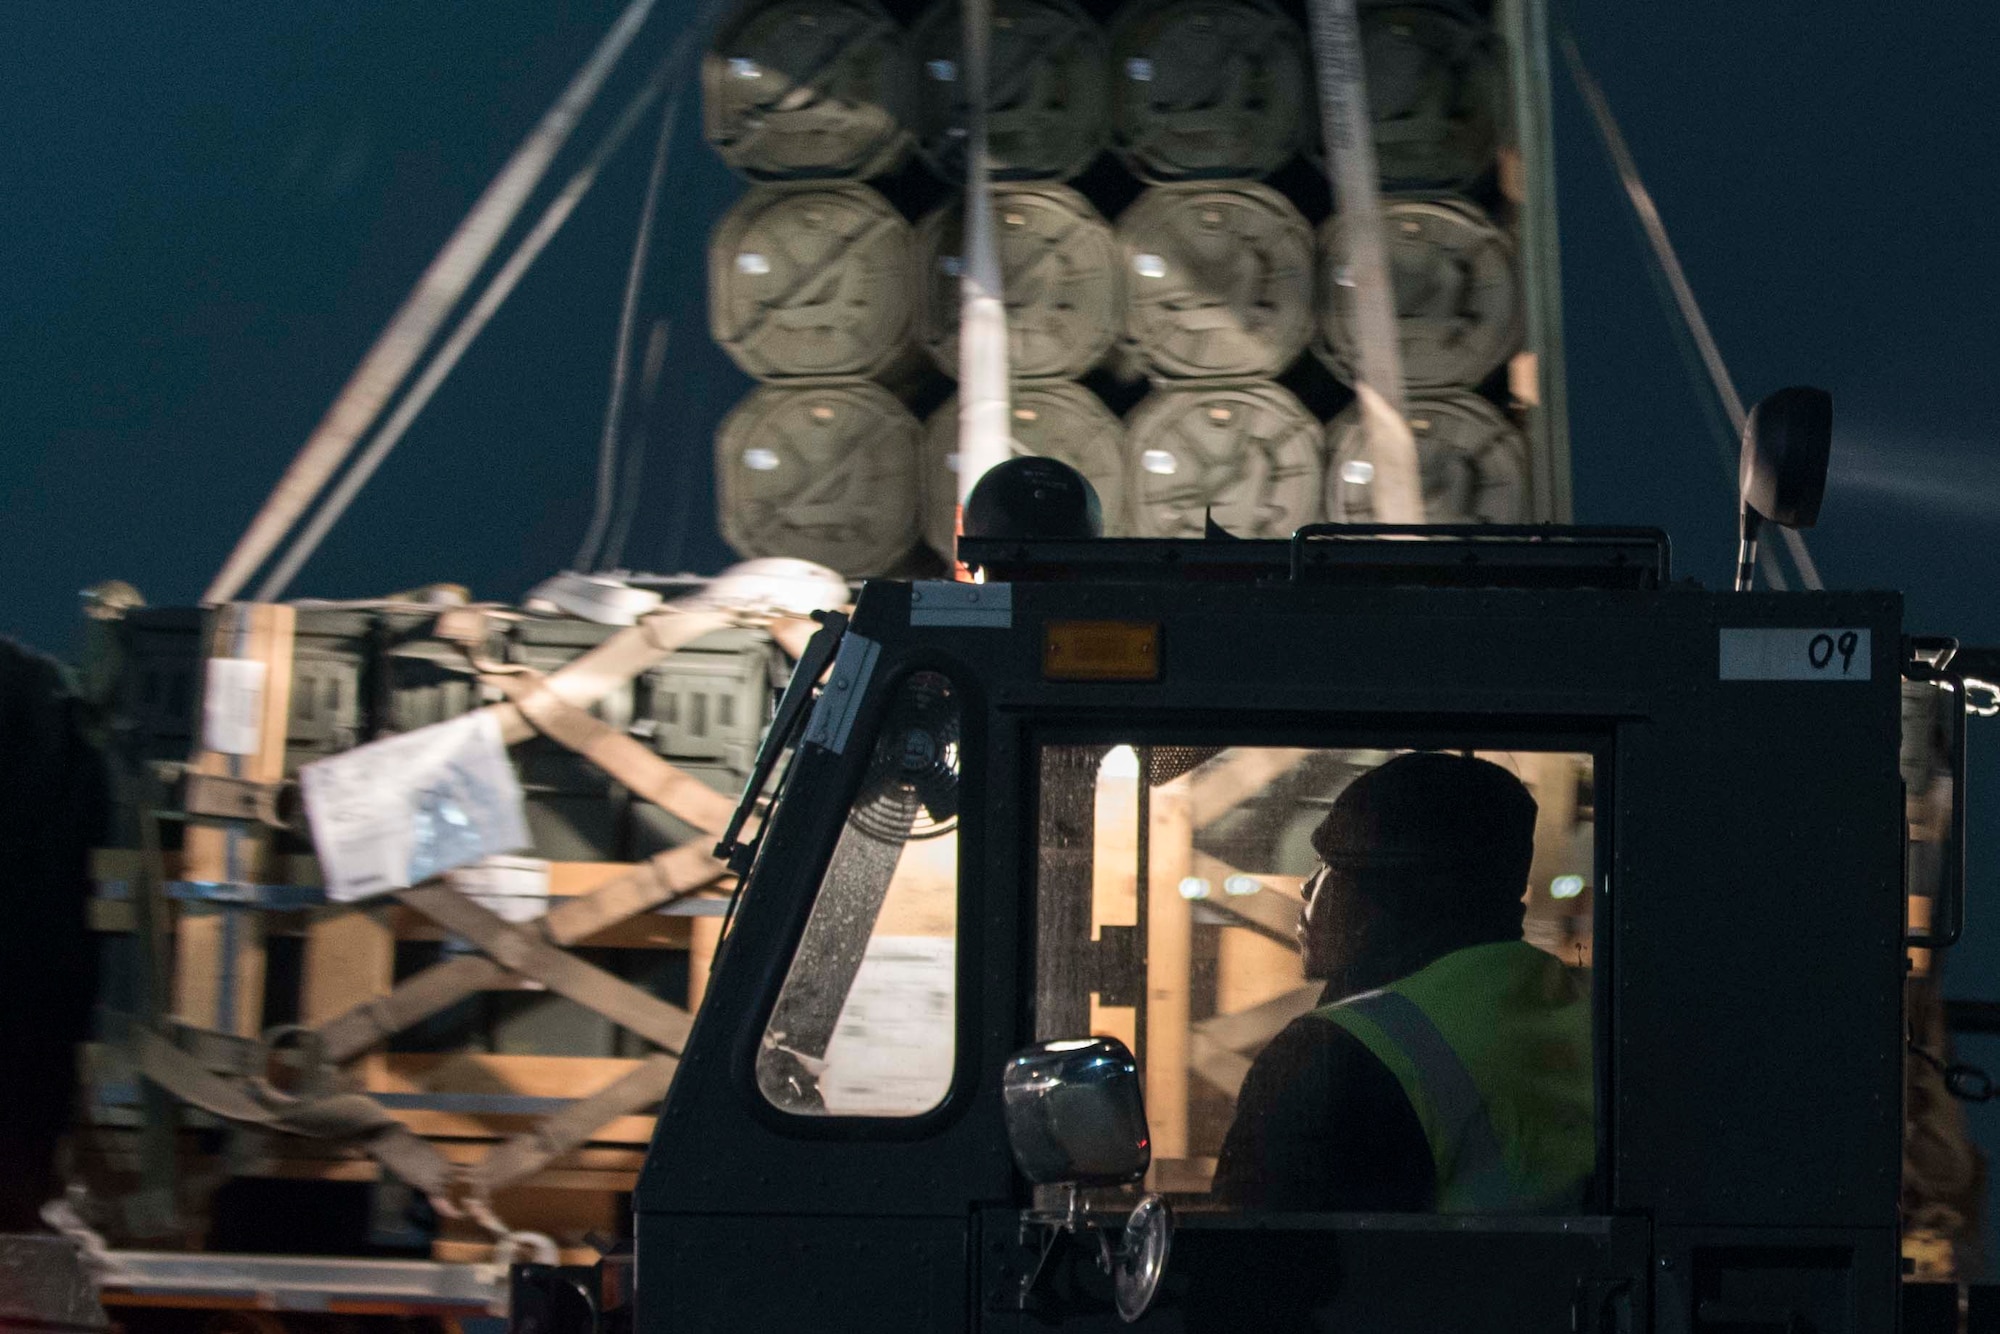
left=101, top=1251, right=502, bottom=1314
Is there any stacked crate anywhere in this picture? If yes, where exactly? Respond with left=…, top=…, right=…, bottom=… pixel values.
left=905, top=0, right=1129, bottom=552
left=705, top=0, right=931, bottom=575
left=1111, top=0, right=1325, bottom=538
left=704, top=0, right=1542, bottom=565
left=1316, top=3, right=1534, bottom=525
left=86, top=603, right=783, bottom=1260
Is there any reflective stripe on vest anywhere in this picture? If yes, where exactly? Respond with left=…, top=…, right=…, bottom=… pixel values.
left=1335, top=987, right=1523, bottom=1210
left=1314, top=941, right=1594, bottom=1214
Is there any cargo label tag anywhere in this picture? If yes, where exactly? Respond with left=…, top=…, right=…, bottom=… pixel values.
left=202, top=658, right=268, bottom=756
left=803, top=631, right=881, bottom=755
left=910, top=580, right=1012, bottom=628
left=445, top=855, right=553, bottom=923
left=1719, top=627, right=1872, bottom=681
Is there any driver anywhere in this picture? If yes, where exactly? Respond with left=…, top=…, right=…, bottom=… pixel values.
left=1212, top=751, right=1593, bottom=1213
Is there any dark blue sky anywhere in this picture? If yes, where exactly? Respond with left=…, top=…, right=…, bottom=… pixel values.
left=8, top=4, right=1998, bottom=640
left=2, top=0, right=747, bottom=646
left=7, top=0, right=2000, bottom=1260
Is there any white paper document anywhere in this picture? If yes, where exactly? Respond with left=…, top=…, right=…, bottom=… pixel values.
left=300, top=710, right=530, bottom=903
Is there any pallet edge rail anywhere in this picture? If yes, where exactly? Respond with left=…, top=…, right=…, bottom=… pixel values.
left=94, top=596, right=820, bottom=1307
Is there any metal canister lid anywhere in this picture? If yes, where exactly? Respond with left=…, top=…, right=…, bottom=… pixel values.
left=710, top=183, right=915, bottom=381
left=912, top=0, right=1112, bottom=181
left=1346, top=0, right=1503, bottom=190
left=916, top=183, right=1122, bottom=379
left=1317, top=195, right=1521, bottom=390
left=922, top=382, right=1129, bottom=555
left=1125, top=380, right=1325, bottom=537
left=1324, top=389, right=1530, bottom=523
left=1119, top=181, right=1314, bottom=379
left=1109, top=0, right=1309, bottom=181
left=716, top=382, right=923, bottom=574
left=704, top=0, right=915, bottom=181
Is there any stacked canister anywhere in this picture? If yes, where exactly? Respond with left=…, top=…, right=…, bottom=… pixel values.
left=704, top=0, right=1536, bottom=576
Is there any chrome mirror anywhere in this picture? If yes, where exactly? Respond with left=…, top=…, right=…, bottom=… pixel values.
left=1002, top=1036, right=1150, bottom=1186
left=1001, top=1037, right=1174, bottom=1323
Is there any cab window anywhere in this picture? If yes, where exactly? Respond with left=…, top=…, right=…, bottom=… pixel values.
left=757, top=670, right=961, bottom=1117
left=1034, top=744, right=1596, bottom=1202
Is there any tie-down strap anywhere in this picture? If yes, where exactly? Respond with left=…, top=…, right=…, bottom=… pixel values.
left=138, top=839, right=723, bottom=1206
left=135, top=1025, right=459, bottom=1200
left=390, top=882, right=694, bottom=1053
left=314, top=841, right=724, bottom=1063
left=485, top=668, right=736, bottom=837
left=136, top=1023, right=685, bottom=1208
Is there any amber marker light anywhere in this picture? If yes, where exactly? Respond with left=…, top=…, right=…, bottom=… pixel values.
left=1042, top=620, right=1160, bottom=682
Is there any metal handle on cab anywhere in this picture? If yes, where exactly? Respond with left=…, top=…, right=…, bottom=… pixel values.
left=1286, top=523, right=1673, bottom=585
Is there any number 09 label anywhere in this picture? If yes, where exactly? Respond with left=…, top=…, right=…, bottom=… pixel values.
left=1719, top=628, right=1871, bottom=681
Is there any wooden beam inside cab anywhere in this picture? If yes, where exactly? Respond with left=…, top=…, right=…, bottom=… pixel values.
left=1145, top=776, right=1194, bottom=1164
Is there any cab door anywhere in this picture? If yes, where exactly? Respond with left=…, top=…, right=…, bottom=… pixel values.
left=637, top=647, right=1017, bottom=1332
left=987, top=737, right=1637, bottom=1331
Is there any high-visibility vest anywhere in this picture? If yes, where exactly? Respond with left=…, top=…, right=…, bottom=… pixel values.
left=1311, top=940, right=1595, bottom=1213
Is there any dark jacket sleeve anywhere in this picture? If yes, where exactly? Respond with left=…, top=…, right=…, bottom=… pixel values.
left=1211, top=1014, right=1434, bottom=1212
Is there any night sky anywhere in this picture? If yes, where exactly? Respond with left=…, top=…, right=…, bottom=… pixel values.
left=8, top=0, right=2000, bottom=1260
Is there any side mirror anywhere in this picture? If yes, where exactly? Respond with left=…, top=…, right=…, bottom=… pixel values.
left=1002, top=1038, right=1173, bottom=1323
left=1736, top=386, right=1832, bottom=591
left=1002, top=1037, right=1151, bottom=1187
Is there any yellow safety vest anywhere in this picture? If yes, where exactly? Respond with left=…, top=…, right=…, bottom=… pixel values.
left=1312, top=940, right=1595, bottom=1213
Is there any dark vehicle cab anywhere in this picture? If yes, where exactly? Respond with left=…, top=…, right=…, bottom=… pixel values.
left=633, top=526, right=1930, bottom=1332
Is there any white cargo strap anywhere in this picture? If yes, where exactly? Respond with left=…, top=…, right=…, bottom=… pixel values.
left=1333, top=988, right=1520, bottom=1210
left=1305, top=0, right=1423, bottom=525
left=1558, top=33, right=1818, bottom=591
left=956, top=0, right=1014, bottom=510
left=204, top=0, right=664, bottom=606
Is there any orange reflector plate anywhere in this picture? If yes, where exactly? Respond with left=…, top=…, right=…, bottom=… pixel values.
left=1043, top=620, right=1160, bottom=681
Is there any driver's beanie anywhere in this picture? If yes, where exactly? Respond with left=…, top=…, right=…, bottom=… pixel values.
left=1311, top=752, right=1538, bottom=927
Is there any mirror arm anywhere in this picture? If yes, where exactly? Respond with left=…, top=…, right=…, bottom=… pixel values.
left=1734, top=507, right=1764, bottom=593
left=1011, top=1184, right=1083, bottom=1311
